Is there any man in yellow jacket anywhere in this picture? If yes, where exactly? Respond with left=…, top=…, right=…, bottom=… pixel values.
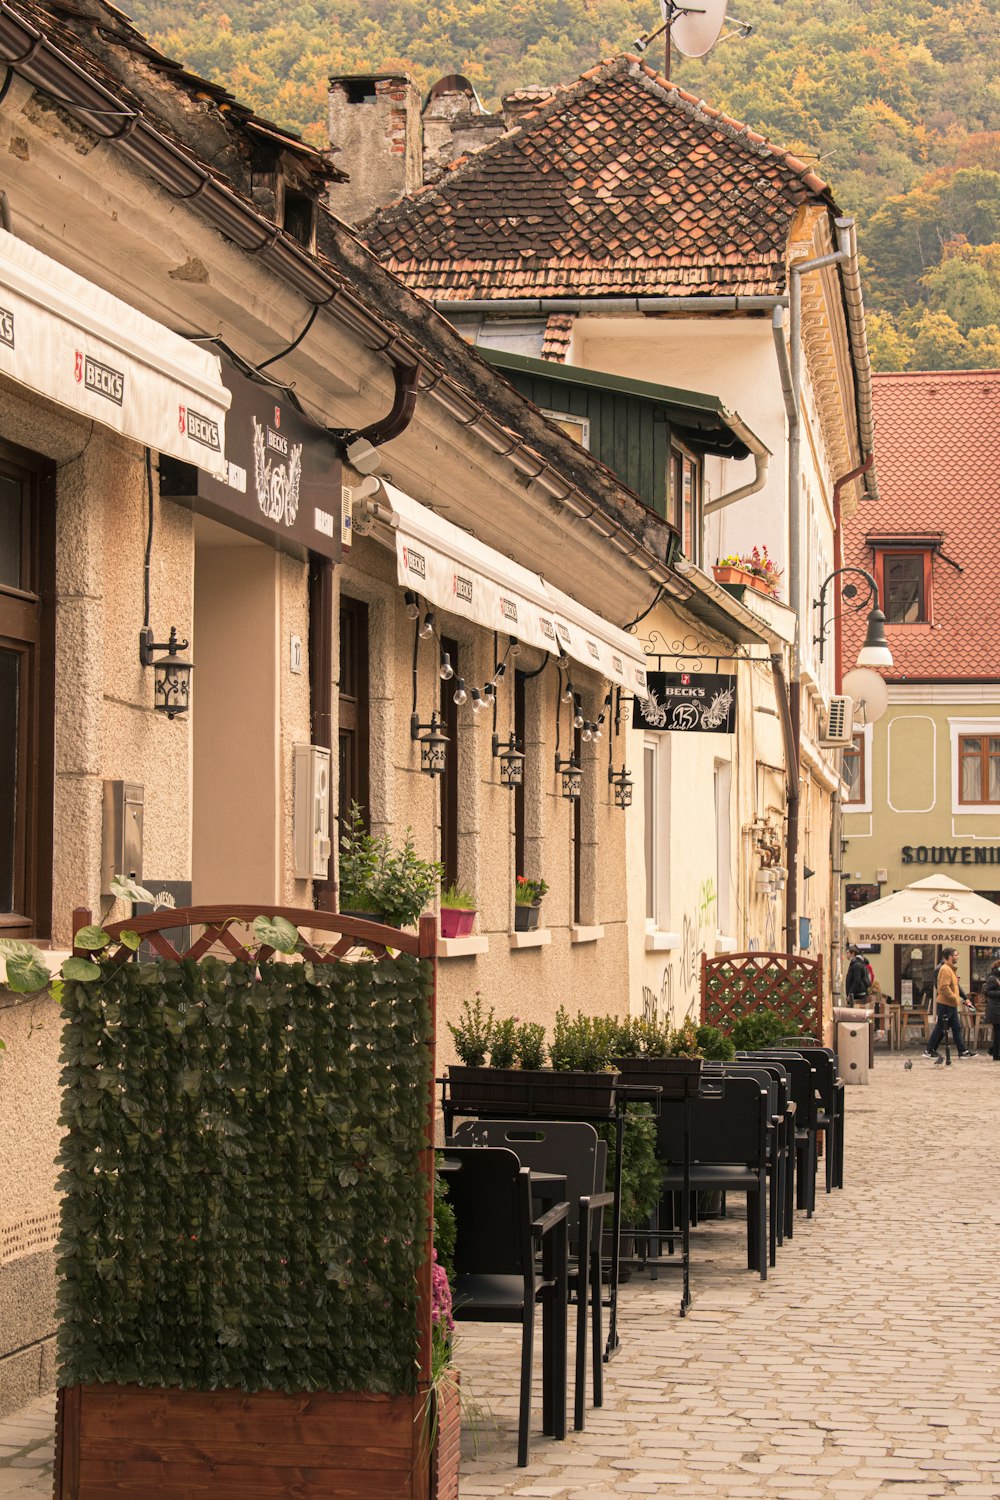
left=924, top=949, right=977, bottom=1059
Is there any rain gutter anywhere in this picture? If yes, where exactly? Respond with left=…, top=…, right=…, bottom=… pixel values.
left=0, top=2, right=686, bottom=598
left=434, top=295, right=788, bottom=315
left=703, top=411, right=771, bottom=516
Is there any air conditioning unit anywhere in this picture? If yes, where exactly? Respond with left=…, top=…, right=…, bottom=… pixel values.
left=820, top=695, right=854, bottom=747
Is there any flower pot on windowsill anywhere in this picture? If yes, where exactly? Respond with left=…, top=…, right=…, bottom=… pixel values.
left=745, top=574, right=779, bottom=596
left=440, top=907, right=476, bottom=939
left=514, top=904, right=541, bottom=931
left=712, top=565, right=754, bottom=588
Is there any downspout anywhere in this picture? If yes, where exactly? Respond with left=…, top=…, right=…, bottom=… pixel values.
left=703, top=412, right=771, bottom=516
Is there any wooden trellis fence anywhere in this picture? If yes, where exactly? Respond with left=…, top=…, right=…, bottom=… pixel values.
left=701, top=950, right=823, bottom=1038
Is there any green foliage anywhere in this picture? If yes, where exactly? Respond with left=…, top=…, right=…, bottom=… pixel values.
left=548, top=1007, right=619, bottom=1072
left=514, top=876, right=548, bottom=906
left=599, top=1104, right=660, bottom=1225
left=55, top=950, right=433, bottom=1395
left=433, top=1172, right=456, bottom=1281
left=447, top=992, right=494, bottom=1066
left=252, top=914, right=301, bottom=953
left=0, top=938, right=51, bottom=993
left=695, top=1024, right=736, bottom=1061
left=489, top=1015, right=519, bottom=1069
left=515, top=1021, right=547, bottom=1071
left=729, top=1008, right=801, bottom=1051
left=338, top=803, right=442, bottom=928
left=440, top=882, right=475, bottom=910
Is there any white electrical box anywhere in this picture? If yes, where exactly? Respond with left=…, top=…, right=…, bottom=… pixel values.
left=821, top=695, right=854, bottom=747
left=293, top=744, right=332, bottom=880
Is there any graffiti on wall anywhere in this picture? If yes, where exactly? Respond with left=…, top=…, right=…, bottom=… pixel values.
left=642, top=876, right=718, bottom=1028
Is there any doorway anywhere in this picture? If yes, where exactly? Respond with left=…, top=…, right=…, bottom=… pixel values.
left=192, top=517, right=279, bottom=904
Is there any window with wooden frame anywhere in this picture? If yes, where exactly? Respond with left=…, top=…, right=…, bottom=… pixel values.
left=669, top=443, right=701, bottom=564
left=875, top=548, right=933, bottom=624
left=439, top=636, right=460, bottom=888
left=0, top=439, right=55, bottom=939
left=337, top=595, right=369, bottom=831
left=842, top=732, right=866, bottom=806
left=958, top=734, right=1000, bottom=806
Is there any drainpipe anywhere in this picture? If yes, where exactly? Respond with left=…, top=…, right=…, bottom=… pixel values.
left=703, top=412, right=771, bottom=516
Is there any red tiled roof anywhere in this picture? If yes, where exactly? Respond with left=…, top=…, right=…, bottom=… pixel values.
left=842, top=371, right=1000, bottom=681
left=362, top=54, right=833, bottom=300
left=540, top=313, right=574, bottom=361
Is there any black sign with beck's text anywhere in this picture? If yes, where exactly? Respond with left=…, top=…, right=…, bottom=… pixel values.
left=637, top=671, right=738, bottom=734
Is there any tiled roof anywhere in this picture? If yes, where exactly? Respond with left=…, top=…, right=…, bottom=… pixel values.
left=540, top=313, right=575, bottom=361
left=362, top=54, right=833, bottom=300
left=842, top=371, right=1000, bottom=681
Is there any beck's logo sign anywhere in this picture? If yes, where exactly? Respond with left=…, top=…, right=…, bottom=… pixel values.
left=403, top=544, right=426, bottom=580
left=180, top=407, right=221, bottom=451
left=76, top=351, right=124, bottom=405
left=0, top=306, right=13, bottom=348
left=455, top=574, right=474, bottom=604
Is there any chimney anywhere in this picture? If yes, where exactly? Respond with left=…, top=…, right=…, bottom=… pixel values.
left=327, top=74, right=423, bottom=225
left=421, top=74, right=507, bottom=185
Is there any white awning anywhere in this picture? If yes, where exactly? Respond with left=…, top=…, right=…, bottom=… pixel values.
left=0, top=230, right=229, bottom=477
left=371, top=480, right=648, bottom=693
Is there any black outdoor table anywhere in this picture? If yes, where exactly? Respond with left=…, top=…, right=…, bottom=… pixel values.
left=439, top=1077, right=672, bottom=1355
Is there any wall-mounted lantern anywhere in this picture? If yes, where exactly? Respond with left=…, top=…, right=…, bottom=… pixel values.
left=555, top=755, right=582, bottom=800
left=494, top=732, right=525, bottom=789
left=139, top=626, right=194, bottom=719
left=609, top=764, right=633, bottom=809
left=411, top=711, right=449, bottom=776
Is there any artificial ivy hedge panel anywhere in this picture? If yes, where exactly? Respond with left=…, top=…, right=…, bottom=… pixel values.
left=55, top=953, right=432, bottom=1396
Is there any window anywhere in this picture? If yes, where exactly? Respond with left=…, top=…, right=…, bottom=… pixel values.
left=878, top=549, right=932, bottom=623
left=439, top=636, right=460, bottom=887
left=843, top=733, right=865, bottom=805
left=540, top=410, right=590, bottom=449
left=0, top=440, right=55, bottom=938
left=714, top=762, right=732, bottom=937
left=958, top=735, right=1000, bottom=806
left=337, top=595, right=369, bottom=830
left=669, top=444, right=701, bottom=563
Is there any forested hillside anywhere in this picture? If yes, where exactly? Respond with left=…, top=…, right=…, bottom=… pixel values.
left=128, top=0, right=1000, bottom=369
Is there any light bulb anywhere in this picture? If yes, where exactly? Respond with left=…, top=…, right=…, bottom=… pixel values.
left=484, top=683, right=496, bottom=702
left=573, top=709, right=584, bottom=729
left=453, top=679, right=467, bottom=706
left=582, top=725, right=593, bottom=742
left=419, top=612, right=435, bottom=640
left=404, top=591, right=420, bottom=621
left=439, top=652, right=454, bottom=681
left=509, top=637, right=520, bottom=657
left=470, top=689, right=484, bottom=714
left=562, top=681, right=574, bottom=704
left=593, top=724, right=603, bottom=742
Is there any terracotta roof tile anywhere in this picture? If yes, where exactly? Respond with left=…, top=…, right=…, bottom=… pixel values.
left=361, top=54, right=832, bottom=300
left=842, top=371, right=1000, bottom=681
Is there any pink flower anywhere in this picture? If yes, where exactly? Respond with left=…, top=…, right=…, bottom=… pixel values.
left=431, top=1249, right=454, bottom=1333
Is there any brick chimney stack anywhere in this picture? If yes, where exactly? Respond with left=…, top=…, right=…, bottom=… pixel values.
left=327, top=74, right=423, bottom=225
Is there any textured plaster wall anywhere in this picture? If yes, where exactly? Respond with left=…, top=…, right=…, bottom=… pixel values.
left=0, top=992, right=62, bottom=1415
left=339, top=531, right=633, bottom=1063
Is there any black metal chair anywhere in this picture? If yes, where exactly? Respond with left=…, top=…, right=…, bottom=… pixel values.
left=452, top=1119, right=612, bottom=1432
left=655, top=1075, right=770, bottom=1280
left=744, top=1051, right=818, bottom=1216
left=782, top=1046, right=844, bottom=1191
left=704, top=1063, right=788, bottom=1267
left=438, top=1144, right=569, bottom=1467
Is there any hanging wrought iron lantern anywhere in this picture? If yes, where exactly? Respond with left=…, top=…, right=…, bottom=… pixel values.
left=411, top=711, right=449, bottom=776
left=555, top=755, right=582, bottom=801
left=609, top=764, right=633, bottom=809
left=494, top=733, right=525, bottom=789
left=139, top=625, right=194, bottom=719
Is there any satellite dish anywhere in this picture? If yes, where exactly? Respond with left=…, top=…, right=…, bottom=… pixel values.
left=842, top=668, right=889, bottom=726
left=668, top=0, right=730, bottom=58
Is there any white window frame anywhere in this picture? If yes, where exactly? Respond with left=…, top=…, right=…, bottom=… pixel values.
left=843, top=724, right=873, bottom=814
left=644, top=735, right=678, bottom=947
left=540, top=409, right=591, bottom=449
left=714, top=759, right=733, bottom=939
left=949, top=717, right=1000, bottom=814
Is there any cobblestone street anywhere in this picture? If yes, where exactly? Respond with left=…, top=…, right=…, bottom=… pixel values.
left=3, top=1059, right=999, bottom=1498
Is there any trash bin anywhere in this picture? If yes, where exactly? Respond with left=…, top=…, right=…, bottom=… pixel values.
left=834, top=1006, right=874, bottom=1068
left=837, top=1020, right=870, bottom=1084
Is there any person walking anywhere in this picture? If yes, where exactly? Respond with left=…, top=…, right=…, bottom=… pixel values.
left=983, top=958, right=1000, bottom=1061
left=924, top=948, right=977, bottom=1059
left=845, top=945, right=871, bottom=1003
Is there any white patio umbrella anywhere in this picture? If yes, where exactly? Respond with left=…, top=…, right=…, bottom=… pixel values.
left=843, top=875, right=1000, bottom=945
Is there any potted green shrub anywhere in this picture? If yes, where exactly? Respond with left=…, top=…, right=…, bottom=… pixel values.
left=440, top=882, right=477, bottom=940
left=338, top=803, right=442, bottom=927
left=445, top=1003, right=620, bottom=1119
left=514, top=875, right=547, bottom=931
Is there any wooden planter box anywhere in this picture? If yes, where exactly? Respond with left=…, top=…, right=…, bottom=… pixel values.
left=447, top=1065, right=619, bottom=1119
left=55, top=1384, right=433, bottom=1500
left=712, top=565, right=754, bottom=588
left=612, top=1055, right=703, bottom=1099
left=431, top=1373, right=461, bottom=1500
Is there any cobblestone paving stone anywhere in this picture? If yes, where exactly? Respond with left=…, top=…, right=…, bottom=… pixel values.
left=2, top=1060, right=998, bottom=1497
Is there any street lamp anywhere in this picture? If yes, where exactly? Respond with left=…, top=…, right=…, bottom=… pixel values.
left=814, top=567, right=893, bottom=669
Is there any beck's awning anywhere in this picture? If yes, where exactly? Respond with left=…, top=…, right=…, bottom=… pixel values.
left=0, top=229, right=229, bottom=477
left=370, top=480, right=648, bottom=694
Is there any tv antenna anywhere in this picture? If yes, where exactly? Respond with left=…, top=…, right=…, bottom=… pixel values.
left=635, top=1, right=753, bottom=81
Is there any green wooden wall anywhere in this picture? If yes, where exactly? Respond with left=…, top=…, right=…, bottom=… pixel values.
left=503, top=371, right=669, bottom=517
